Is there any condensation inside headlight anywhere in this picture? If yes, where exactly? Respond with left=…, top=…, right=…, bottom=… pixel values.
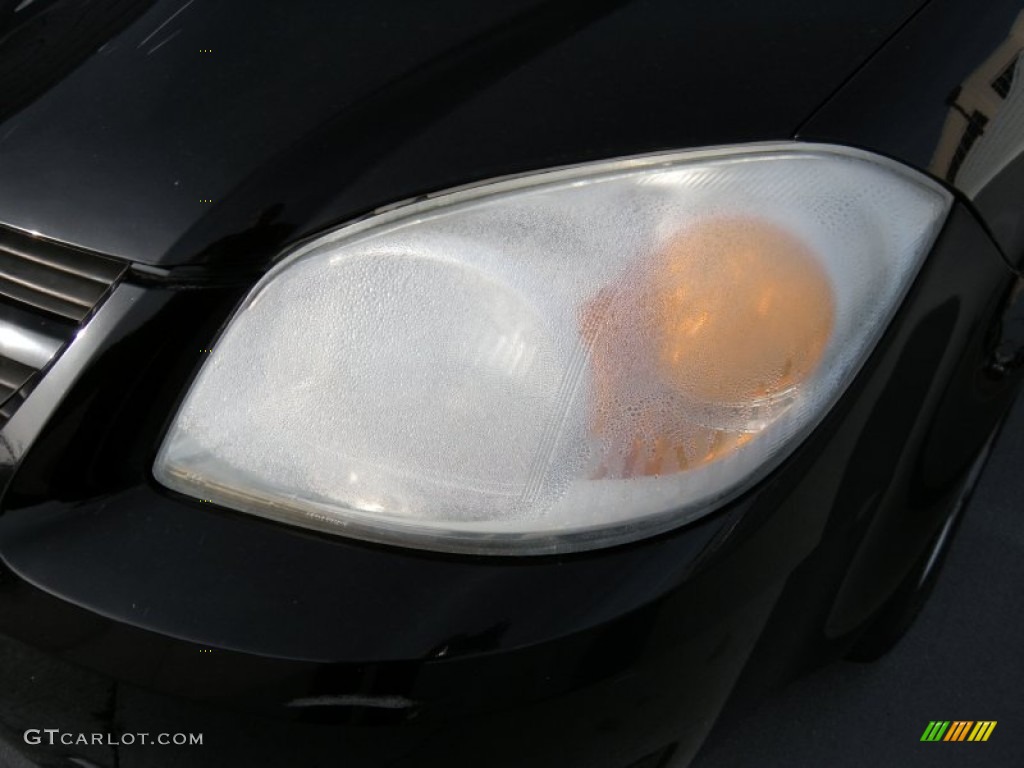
left=154, top=144, right=951, bottom=555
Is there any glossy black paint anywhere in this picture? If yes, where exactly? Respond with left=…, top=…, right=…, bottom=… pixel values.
left=800, top=0, right=1024, bottom=267
left=0, top=0, right=924, bottom=270
left=0, top=203, right=1019, bottom=768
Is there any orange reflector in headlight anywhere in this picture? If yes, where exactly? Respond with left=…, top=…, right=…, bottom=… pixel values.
left=584, top=217, right=835, bottom=478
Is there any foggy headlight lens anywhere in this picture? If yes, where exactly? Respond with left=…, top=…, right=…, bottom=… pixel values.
left=154, top=144, right=951, bottom=555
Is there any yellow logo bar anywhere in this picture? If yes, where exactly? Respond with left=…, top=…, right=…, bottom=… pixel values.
left=968, top=722, right=997, bottom=742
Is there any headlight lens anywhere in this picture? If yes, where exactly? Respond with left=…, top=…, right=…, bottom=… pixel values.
left=154, top=143, right=950, bottom=555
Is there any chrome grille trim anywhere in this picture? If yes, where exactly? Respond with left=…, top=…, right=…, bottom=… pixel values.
left=0, top=224, right=126, bottom=424
left=0, top=315, right=63, bottom=369
left=0, top=225, right=125, bottom=322
left=0, top=355, right=34, bottom=402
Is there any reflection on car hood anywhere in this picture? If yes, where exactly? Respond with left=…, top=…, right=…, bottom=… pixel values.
left=0, top=0, right=925, bottom=269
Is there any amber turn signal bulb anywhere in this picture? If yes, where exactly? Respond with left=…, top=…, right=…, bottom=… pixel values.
left=583, top=216, right=835, bottom=478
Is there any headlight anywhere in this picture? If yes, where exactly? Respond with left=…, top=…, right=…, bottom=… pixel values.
left=154, top=143, right=950, bottom=555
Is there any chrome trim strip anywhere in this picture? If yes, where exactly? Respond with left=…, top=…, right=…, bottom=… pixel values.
left=0, top=316, right=63, bottom=369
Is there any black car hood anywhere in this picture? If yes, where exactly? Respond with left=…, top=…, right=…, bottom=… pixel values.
left=0, top=0, right=925, bottom=270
